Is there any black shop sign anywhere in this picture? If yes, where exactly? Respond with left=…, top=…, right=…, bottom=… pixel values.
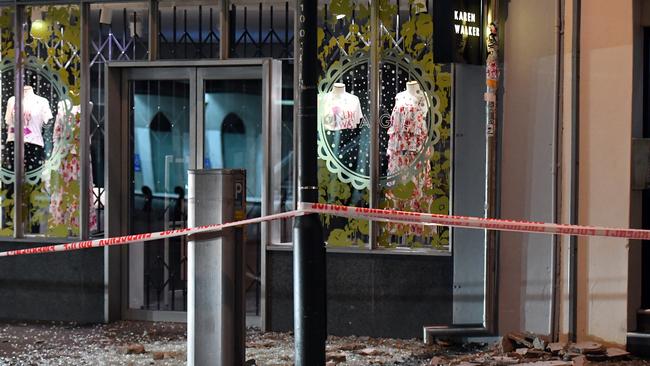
left=433, top=0, right=485, bottom=65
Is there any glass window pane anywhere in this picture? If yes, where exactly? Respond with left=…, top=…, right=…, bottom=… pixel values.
left=316, top=1, right=370, bottom=248
left=19, top=5, right=83, bottom=237
left=377, top=4, right=452, bottom=250
left=129, top=79, right=190, bottom=311
left=0, top=7, right=14, bottom=236
left=273, top=60, right=294, bottom=244
left=202, top=77, right=263, bottom=315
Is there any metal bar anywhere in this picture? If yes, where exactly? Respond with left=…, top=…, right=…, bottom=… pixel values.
left=198, top=5, right=202, bottom=58
left=173, top=6, right=177, bottom=56
left=293, top=0, right=326, bottom=364
left=569, top=0, right=581, bottom=343
left=368, top=0, right=380, bottom=249
left=184, top=10, right=188, bottom=58
left=270, top=6, right=274, bottom=56
left=80, top=3, right=91, bottom=239
left=284, top=2, right=289, bottom=55
left=484, top=0, right=500, bottom=335
left=148, top=0, right=159, bottom=61
left=132, top=11, right=137, bottom=59
left=244, top=6, right=247, bottom=55
left=550, top=0, right=564, bottom=341
left=219, top=0, right=229, bottom=59
left=13, top=5, right=24, bottom=239
left=258, top=3, right=262, bottom=55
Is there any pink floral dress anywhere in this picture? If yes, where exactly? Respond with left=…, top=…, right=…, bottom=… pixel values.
left=384, top=91, right=432, bottom=237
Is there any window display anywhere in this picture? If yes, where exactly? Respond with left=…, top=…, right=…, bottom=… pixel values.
left=316, top=1, right=452, bottom=250
left=0, top=5, right=85, bottom=237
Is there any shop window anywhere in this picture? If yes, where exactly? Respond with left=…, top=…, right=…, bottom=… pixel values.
left=314, top=0, right=451, bottom=251
left=0, top=5, right=89, bottom=238
left=0, top=7, right=14, bottom=236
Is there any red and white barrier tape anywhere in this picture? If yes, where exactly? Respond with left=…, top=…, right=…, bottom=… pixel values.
left=302, top=203, right=650, bottom=240
left=0, top=210, right=303, bottom=258
left=1, top=202, right=649, bottom=258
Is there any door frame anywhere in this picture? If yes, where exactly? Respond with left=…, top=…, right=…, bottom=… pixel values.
left=104, top=59, right=282, bottom=325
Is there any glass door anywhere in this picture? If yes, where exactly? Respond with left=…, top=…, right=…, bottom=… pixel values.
left=197, top=67, right=266, bottom=322
left=126, top=68, right=195, bottom=320
left=120, top=62, right=280, bottom=323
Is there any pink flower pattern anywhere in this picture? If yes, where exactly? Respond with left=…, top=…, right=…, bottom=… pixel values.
left=384, top=92, right=433, bottom=237
left=49, top=102, right=97, bottom=232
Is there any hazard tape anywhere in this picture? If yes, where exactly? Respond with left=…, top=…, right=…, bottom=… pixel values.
left=0, top=210, right=303, bottom=258
left=301, top=203, right=650, bottom=240
left=1, top=202, right=649, bottom=258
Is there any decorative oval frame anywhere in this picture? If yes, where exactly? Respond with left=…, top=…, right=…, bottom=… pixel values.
left=0, top=57, right=71, bottom=185
left=317, top=49, right=443, bottom=190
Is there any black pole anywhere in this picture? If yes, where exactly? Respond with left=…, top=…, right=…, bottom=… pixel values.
left=293, top=0, right=326, bottom=365
left=568, top=0, right=581, bottom=343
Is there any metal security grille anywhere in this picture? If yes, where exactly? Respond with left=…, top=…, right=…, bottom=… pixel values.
left=158, top=4, right=221, bottom=59
left=89, top=3, right=150, bottom=237
left=229, top=2, right=293, bottom=59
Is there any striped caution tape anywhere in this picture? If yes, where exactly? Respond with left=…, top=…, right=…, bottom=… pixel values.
left=1, top=202, right=648, bottom=258
left=301, top=203, right=650, bottom=240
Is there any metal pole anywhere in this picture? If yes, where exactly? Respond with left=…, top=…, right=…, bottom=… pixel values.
left=550, top=0, right=564, bottom=341
left=484, top=0, right=500, bottom=333
left=80, top=3, right=90, bottom=239
left=148, top=0, right=159, bottom=61
left=293, top=0, right=326, bottom=364
left=13, top=5, right=24, bottom=238
left=187, top=169, right=246, bottom=366
left=368, top=0, right=380, bottom=249
left=219, top=0, right=229, bottom=59
left=569, top=0, right=581, bottom=343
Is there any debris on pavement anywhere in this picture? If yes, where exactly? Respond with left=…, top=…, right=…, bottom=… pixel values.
left=0, top=321, right=648, bottom=365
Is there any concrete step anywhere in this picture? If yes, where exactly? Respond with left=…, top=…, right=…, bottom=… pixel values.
left=637, top=309, right=650, bottom=332
left=627, top=331, right=650, bottom=357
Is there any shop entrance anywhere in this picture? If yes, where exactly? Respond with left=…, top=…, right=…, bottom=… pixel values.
left=105, top=60, right=282, bottom=323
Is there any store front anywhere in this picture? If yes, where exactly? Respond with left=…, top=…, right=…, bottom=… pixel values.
left=0, top=0, right=507, bottom=340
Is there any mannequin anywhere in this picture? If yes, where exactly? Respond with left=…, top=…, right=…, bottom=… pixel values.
left=48, top=99, right=98, bottom=233
left=318, top=82, right=363, bottom=131
left=318, top=82, right=365, bottom=173
left=332, top=82, right=346, bottom=96
left=2, top=85, right=54, bottom=232
left=386, top=80, right=428, bottom=161
left=384, top=80, right=432, bottom=238
left=405, top=80, right=421, bottom=97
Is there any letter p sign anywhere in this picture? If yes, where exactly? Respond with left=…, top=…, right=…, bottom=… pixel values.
left=234, top=180, right=245, bottom=210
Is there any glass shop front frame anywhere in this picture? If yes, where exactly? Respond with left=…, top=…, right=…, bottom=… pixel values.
left=0, top=0, right=498, bottom=336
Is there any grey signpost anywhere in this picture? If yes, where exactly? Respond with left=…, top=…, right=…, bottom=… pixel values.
left=187, top=169, right=246, bottom=366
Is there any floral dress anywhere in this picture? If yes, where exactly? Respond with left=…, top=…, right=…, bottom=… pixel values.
left=48, top=100, right=97, bottom=232
left=384, top=91, right=432, bottom=237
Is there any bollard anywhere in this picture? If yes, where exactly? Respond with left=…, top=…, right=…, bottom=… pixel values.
left=187, top=169, right=246, bottom=366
